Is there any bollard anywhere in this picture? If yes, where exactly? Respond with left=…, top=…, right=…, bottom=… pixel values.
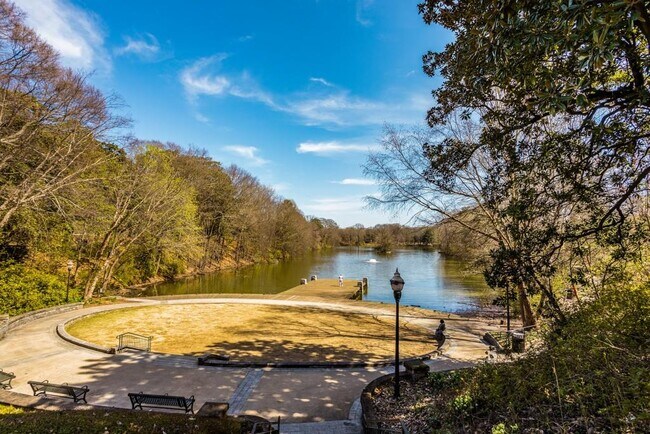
left=511, top=332, right=525, bottom=353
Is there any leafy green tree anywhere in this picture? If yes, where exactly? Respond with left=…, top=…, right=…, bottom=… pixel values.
left=0, top=263, right=78, bottom=315
left=81, top=145, right=199, bottom=299
left=150, top=143, right=235, bottom=270
left=415, top=0, right=650, bottom=323
left=273, top=199, right=313, bottom=259
left=309, top=217, right=340, bottom=248
left=421, top=228, right=434, bottom=246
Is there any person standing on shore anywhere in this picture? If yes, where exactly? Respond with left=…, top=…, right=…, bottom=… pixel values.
left=338, top=275, right=343, bottom=287
left=435, top=319, right=446, bottom=344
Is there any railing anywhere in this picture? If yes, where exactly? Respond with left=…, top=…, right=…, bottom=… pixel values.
left=117, top=332, right=152, bottom=352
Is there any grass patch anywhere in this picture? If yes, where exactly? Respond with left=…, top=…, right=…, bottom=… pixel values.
left=0, top=405, right=23, bottom=416
left=67, top=304, right=435, bottom=362
left=0, top=405, right=240, bottom=434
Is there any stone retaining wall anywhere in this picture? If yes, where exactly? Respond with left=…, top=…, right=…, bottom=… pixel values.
left=360, top=373, right=395, bottom=433
left=0, top=315, right=7, bottom=340
left=0, top=303, right=83, bottom=341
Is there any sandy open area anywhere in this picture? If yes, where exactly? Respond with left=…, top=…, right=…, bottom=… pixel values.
left=66, top=303, right=437, bottom=363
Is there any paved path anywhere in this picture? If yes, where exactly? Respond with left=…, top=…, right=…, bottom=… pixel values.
left=0, top=298, right=494, bottom=433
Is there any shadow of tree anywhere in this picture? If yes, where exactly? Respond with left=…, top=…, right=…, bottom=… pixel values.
left=189, top=307, right=436, bottom=363
left=68, top=352, right=247, bottom=411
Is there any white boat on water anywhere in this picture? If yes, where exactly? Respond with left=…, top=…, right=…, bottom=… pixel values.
left=365, top=258, right=378, bottom=263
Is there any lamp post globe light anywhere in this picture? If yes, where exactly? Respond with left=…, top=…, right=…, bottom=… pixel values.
left=66, top=260, right=74, bottom=302
left=390, top=268, right=405, bottom=399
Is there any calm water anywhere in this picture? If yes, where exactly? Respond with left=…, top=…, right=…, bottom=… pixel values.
left=142, top=248, right=494, bottom=313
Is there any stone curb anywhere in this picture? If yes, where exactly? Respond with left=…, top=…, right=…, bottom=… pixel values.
left=197, top=352, right=438, bottom=369
left=359, top=365, right=473, bottom=433
left=57, top=315, right=116, bottom=354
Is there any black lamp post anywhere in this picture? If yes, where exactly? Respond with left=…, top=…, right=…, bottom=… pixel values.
left=66, top=260, right=73, bottom=302
left=390, top=268, right=405, bottom=399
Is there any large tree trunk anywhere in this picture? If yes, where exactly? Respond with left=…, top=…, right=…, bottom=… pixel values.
left=517, top=283, right=536, bottom=327
left=201, top=235, right=212, bottom=271
left=84, top=256, right=112, bottom=300
left=100, top=257, right=120, bottom=294
left=532, top=275, right=567, bottom=324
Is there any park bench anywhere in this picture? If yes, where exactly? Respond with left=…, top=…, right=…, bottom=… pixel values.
left=28, top=380, right=89, bottom=403
left=0, top=369, right=15, bottom=389
left=128, top=392, right=195, bottom=414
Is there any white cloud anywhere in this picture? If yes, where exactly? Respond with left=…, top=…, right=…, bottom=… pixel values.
left=180, top=55, right=231, bottom=99
left=356, top=0, right=375, bottom=27
left=333, top=178, right=376, bottom=186
left=272, top=182, right=291, bottom=193
left=180, top=55, right=429, bottom=127
left=303, top=196, right=365, bottom=213
left=181, top=56, right=278, bottom=109
left=229, top=72, right=277, bottom=107
left=194, top=113, right=210, bottom=123
left=115, top=33, right=161, bottom=60
left=223, top=145, right=268, bottom=166
left=238, top=34, right=254, bottom=42
left=286, top=92, right=384, bottom=126
left=288, top=91, right=430, bottom=127
left=299, top=194, right=407, bottom=227
left=309, top=77, right=334, bottom=87
left=296, top=141, right=377, bottom=155
left=13, top=0, right=110, bottom=72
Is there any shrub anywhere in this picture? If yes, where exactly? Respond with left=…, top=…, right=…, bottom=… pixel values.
left=451, top=392, right=475, bottom=416
left=435, top=285, right=650, bottom=432
left=0, top=264, right=79, bottom=316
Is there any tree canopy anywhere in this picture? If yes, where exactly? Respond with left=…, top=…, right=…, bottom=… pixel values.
left=365, top=1, right=650, bottom=326
left=0, top=2, right=331, bottom=310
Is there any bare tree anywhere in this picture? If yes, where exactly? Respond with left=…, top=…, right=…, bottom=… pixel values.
left=364, top=120, right=544, bottom=326
left=0, top=1, right=127, bottom=229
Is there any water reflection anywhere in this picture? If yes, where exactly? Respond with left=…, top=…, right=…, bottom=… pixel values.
left=142, top=247, right=494, bottom=313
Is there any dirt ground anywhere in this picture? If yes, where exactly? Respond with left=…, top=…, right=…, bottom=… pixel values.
left=66, top=303, right=437, bottom=363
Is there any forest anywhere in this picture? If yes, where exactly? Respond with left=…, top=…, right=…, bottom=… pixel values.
left=0, top=2, right=336, bottom=315
left=0, top=1, right=453, bottom=316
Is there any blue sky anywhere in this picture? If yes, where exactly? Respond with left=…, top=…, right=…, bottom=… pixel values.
left=13, top=0, right=451, bottom=227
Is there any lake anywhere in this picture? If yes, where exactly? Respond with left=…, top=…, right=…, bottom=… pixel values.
left=141, top=247, right=495, bottom=313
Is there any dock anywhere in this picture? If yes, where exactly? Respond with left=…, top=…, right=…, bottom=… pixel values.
left=282, top=277, right=368, bottom=300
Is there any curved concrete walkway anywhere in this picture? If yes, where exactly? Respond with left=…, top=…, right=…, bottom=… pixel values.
left=0, top=298, right=494, bottom=433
